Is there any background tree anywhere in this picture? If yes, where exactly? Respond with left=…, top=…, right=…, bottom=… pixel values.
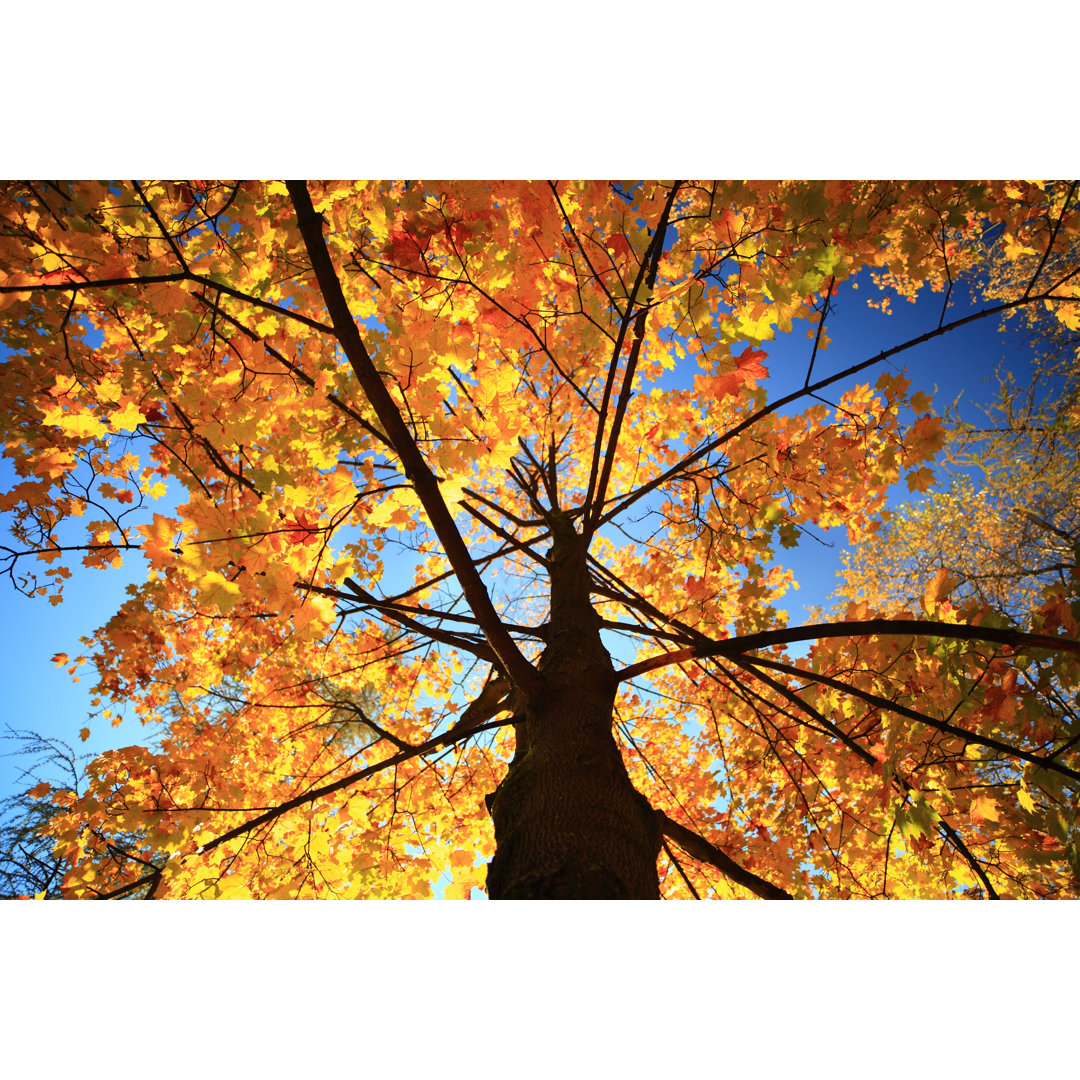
left=1, top=728, right=85, bottom=898
left=838, top=368, right=1079, bottom=620
left=836, top=219, right=1080, bottom=893
left=2, top=180, right=1079, bottom=899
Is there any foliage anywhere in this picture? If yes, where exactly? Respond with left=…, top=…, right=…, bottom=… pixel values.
left=0, top=728, right=85, bottom=898
left=839, top=370, right=1080, bottom=622
left=835, top=210, right=1080, bottom=897
left=1, top=180, right=1079, bottom=899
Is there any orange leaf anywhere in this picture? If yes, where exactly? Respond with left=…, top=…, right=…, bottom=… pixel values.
left=969, top=796, right=1000, bottom=825
left=734, top=345, right=769, bottom=381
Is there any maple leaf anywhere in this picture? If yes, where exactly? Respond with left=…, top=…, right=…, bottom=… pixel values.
left=604, top=233, right=631, bottom=261
left=735, top=345, right=769, bottom=382
left=109, top=401, right=148, bottom=432
left=284, top=513, right=320, bottom=546
left=923, top=569, right=957, bottom=609
left=969, top=796, right=1000, bottom=825
left=905, top=466, right=935, bottom=493
left=708, top=346, right=770, bottom=400
left=41, top=406, right=108, bottom=439
left=197, top=570, right=242, bottom=614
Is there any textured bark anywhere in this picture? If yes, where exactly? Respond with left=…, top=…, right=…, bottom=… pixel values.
left=486, top=512, right=661, bottom=899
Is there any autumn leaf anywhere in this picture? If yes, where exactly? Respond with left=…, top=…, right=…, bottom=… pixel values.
left=284, top=513, right=320, bottom=546
left=924, top=570, right=956, bottom=609
left=969, top=796, right=1000, bottom=825
left=197, top=570, right=242, bottom=614
left=109, top=400, right=148, bottom=432
left=735, top=345, right=769, bottom=382
left=41, top=406, right=108, bottom=439
left=604, top=233, right=631, bottom=261
left=905, top=466, right=935, bottom=493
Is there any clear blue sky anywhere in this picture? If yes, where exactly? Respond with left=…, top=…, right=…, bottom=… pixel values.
left=0, top=267, right=1037, bottom=803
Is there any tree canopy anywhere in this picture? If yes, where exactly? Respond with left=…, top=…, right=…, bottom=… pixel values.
left=2, top=179, right=1078, bottom=899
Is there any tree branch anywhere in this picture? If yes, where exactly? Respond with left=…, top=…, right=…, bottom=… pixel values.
left=657, top=810, right=793, bottom=899
left=287, top=181, right=542, bottom=696
left=742, top=652, right=1080, bottom=785
left=616, top=618, right=1080, bottom=683
left=585, top=182, right=682, bottom=536
left=597, top=286, right=1080, bottom=530
left=194, top=715, right=517, bottom=858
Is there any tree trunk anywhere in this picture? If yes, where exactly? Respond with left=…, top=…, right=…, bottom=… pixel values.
left=485, top=513, right=661, bottom=899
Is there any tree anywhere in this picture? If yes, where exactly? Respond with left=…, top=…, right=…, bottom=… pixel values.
left=1, top=180, right=1079, bottom=900
left=840, top=180, right=1080, bottom=622
left=0, top=728, right=85, bottom=898
left=836, top=240, right=1080, bottom=893
left=838, top=370, right=1080, bottom=623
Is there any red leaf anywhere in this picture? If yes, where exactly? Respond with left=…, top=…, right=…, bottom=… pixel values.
left=285, top=514, right=319, bottom=546
left=735, top=346, right=769, bottom=381
left=37, top=268, right=81, bottom=285
left=605, top=233, right=631, bottom=260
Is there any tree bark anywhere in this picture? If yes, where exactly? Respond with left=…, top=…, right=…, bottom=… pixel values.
left=486, top=512, right=661, bottom=899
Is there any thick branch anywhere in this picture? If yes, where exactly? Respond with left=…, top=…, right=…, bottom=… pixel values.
left=732, top=656, right=1002, bottom=898
left=1, top=267, right=335, bottom=337
left=657, top=810, right=793, bottom=899
left=585, top=182, right=682, bottom=536
left=301, top=581, right=496, bottom=660
left=616, top=618, right=1080, bottom=682
left=287, top=181, right=541, bottom=696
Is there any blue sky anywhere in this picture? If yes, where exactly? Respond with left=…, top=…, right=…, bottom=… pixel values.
left=0, top=265, right=1038, bottom=807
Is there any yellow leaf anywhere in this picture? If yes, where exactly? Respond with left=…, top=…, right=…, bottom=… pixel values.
left=292, top=594, right=335, bottom=640
left=308, top=830, right=331, bottom=862
left=45, top=407, right=108, bottom=439
left=198, top=570, right=242, bottom=614
left=345, top=795, right=368, bottom=824
left=923, top=568, right=956, bottom=608
left=30, top=448, right=76, bottom=481
left=109, top=400, right=147, bottom=432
